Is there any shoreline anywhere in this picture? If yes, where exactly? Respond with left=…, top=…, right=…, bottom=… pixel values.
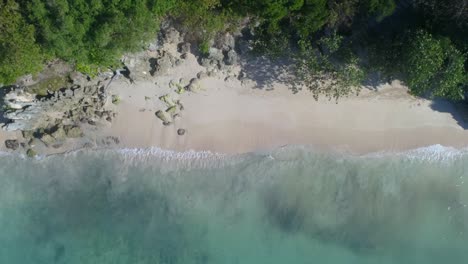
left=2, top=41, right=468, bottom=156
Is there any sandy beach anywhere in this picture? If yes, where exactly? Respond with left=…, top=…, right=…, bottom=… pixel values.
left=2, top=46, right=468, bottom=156
left=93, top=53, right=468, bottom=155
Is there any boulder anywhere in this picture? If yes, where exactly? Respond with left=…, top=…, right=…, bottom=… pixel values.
left=65, top=126, right=83, bottom=138
left=4, top=140, right=19, bottom=150
left=216, top=33, right=236, bottom=51
left=208, top=48, right=225, bottom=62
left=51, top=127, right=67, bottom=141
left=166, top=106, right=178, bottom=116
left=150, top=51, right=175, bottom=76
left=225, top=50, right=238, bottom=65
left=148, top=42, right=159, bottom=52
left=28, top=138, right=42, bottom=148
left=186, top=78, right=201, bottom=92
left=26, top=149, right=37, bottom=158
left=69, top=71, right=89, bottom=87
left=4, top=89, right=36, bottom=110
left=40, top=134, right=56, bottom=146
left=197, top=71, right=208, bottom=80
left=155, top=110, right=171, bottom=125
left=178, top=42, right=191, bottom=54
left=177, top=128, right=186, bottom=136
left=159, top=94, right=176, bottom=107
left=163, top=28, right=181, bottom=44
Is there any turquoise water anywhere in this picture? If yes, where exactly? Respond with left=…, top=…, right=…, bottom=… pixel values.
left=0, top=146, right=467, bottom=263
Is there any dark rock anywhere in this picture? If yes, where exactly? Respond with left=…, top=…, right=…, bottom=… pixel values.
left=225, top=50, right=238, bottom=65
left=163, top=28, right=181, bottom=44
left=216, top=33, right=236, bottom=51
left=40, top=134, right=55, bottom=146
left=149, top=51, right=176, bottom=76
left=83, top=142, right=94, bottom=148
left=208, top=48, right=224, bottom=62
left=64, top=126, right=83, bottom=138
left=197, top=71, right=208, bottom=80
left=51, top=127, right=66, bottom=140
left=186, top=78, right=201, bottom=92
left=155, top=110, right=171, bottom=125
left=177, top=129, right=186, bottom=136
left=178, top=42, right=191, bottom=53
left=5, top=140, right=19, bottom=150
left=26, top=149, right=37, bottom=158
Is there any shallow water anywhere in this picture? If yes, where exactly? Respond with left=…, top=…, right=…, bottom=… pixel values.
left=0, top=146, right=467, bottom=263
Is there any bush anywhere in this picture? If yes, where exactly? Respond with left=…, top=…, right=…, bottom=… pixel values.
left=0, top=0, right=43, bottom=85
left=403, top=30, right=466, bottom=100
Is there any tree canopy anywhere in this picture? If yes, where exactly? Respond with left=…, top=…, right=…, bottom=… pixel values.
left=0, top=0, right=466, bottom=102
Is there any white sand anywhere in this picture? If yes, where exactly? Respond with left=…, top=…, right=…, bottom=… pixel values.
left=2, top=50, right=468, bottom=155
left=99, top=54, right=468, bottom=155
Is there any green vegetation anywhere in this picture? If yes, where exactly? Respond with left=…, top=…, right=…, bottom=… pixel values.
left=0, top=0, right=43, bottom=84
left=26, top=76, right=69, bottom=96
left=0, top=0, right=466, bottom=103
left=403, top=30, right=466, bottom=100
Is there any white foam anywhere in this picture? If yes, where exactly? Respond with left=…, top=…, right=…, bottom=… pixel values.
left=363, top=144, right=468, bottom=162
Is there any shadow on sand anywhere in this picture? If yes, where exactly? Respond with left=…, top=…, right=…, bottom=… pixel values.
left=239, top=55, right=297, bottom=91
left=430, top=99, right=468, bottom=129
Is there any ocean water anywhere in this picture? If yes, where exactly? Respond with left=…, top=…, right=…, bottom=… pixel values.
left=0, top=145, right=467, bottom=263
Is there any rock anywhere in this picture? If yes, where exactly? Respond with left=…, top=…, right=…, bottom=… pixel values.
left=186, top=78, right=201, bottom=92
left=166, top=105, right=178, bottom=116
left=112, top=95, right=121, bottom=105
left=225, top=50, right=238, bottom=65
left=197, top=71, right=208, bottom=80
left=179, top=78, right=189, bottom=87
left=150, top=51, right=176, bottom=76
left=177, top=129, right=186, bottom=136
left=225, top=76, right=237, bottom=83
left=159, top=94, right=176, bottom=107
left=155, top=110, right=171, bottom=125
left=51, top=127, right=66, bottom=141
left=63, top=89, right=74, bottom=98
left=40, top=134, right=56, bottom=146
left=5, top=140, right=19, bottom=150
left=28, top=138, right=41, bottom=148
left=26, top=149, right=37, bottom=158
left=178, top=42, right=191, bottom=53
left=163, top=28, right=181, bottom=44
left=4, top=89, right=36, bottom=110
left=216, top=33, right=236, bottom=51
left=16, top=74, right=34, bottom=86
left=208, top=48, right=224, bottom=62
left=238, top=70, right=247, bottom=79
left=64, top=126, right=83, bottom=138
left=148, top=42, right=159, bottom=52
left=69, top=71, right=88, bottom=87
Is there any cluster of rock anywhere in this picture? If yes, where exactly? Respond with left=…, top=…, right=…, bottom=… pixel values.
left=1, top=24, right=249, bottom=154
left=201, top=33, right=239, bottom=71
left=2, top=72, right=117, bottom=154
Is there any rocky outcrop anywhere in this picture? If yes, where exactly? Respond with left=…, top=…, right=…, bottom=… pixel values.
left=149, top=50, right=180, bottom=76
left=2, top=72, right=116, bottom=151
left=4, top=139, right=19, bottom=150
left=199, top=32, right=240, bottom=71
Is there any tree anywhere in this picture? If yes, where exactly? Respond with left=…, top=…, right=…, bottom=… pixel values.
left=0, top=0, right=43, bottom=85
left=403, top=30, right=466, bottom=100
left=295, top=33, right=365, bottom=101
left=19, top=0, right=174, bottom=65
